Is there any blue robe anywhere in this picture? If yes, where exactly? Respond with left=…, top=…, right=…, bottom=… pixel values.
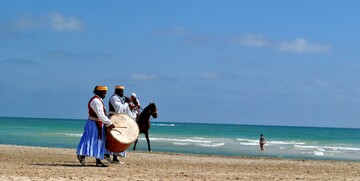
left=76, top=120, right=106, bottom=159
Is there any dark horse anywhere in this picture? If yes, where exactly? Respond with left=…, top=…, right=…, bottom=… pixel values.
left=133, top=102, right=158, bottom=152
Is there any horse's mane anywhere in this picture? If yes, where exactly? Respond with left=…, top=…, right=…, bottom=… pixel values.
left=138, top=102, right=156, bottom=121
left=143, top=103, right=153, bottom=111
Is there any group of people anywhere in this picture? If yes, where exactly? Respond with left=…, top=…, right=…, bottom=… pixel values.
left=76, top=85, right=141, bottom=167
left=76, top=85, right=267, bottom=167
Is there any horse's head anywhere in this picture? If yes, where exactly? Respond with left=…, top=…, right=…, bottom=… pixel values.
left=148, top=102, right=158, bottom=119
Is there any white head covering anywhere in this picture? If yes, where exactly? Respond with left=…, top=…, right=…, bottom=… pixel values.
left=131, top=93, right=137, bottom=98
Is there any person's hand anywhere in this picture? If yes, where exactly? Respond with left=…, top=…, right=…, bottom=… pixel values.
left=129, top=104, right=136, bottom=110
left=107, top=124, right=115, bottom=129
left=132, top=99, right=138, bottom=105
left=124, top=97, right=130, bottom=103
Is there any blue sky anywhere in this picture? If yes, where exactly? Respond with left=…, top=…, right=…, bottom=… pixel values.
left=1, top=1, right=360, bottom=128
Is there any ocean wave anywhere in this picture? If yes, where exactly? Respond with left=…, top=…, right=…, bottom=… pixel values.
left=239, top=142, right=258, bottom=146
left=58, top=133, right=82, bottom=137
left=197, top=143, right=224, bottom=148
left=173, top=142, right=190, bottom=146
left=151, top=123, right=178, bottom=127
left=150, top=137, right=211, bottom=143
left=313, top=151, right=325, bottom=156
left=269, top=141, right=306, bottom=145
left=146, top=137, right=224, bottom=148
left=237, top=138, right=256, bottom=142
left=236, top=138, right=305, bottom=145
left=294, top=145, right=360, bottom=151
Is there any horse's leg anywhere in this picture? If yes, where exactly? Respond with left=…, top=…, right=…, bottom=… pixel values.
left=145, top=131, right=151, bottom=152
left=133, top=138, right=138, bottom=151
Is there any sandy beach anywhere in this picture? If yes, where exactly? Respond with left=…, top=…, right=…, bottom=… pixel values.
left=0, top=145, right=359, bottom=180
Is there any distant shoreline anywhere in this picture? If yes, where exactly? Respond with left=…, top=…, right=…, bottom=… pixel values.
left=0, top=144, right=359, bottom=180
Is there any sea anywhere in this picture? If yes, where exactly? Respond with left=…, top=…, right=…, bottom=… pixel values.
left=0, top=117, right=359, bottom=161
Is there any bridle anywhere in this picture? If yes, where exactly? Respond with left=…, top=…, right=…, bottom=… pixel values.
left=149, top=107, right=157, bottom=116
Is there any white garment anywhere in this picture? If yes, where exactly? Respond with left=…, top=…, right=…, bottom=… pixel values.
left=109, top=94, right=136, bottom=120
left=129, top=98, right=141, bottom=116
left=109, top=94, right=127, bottom=114
left=89, top=97, right=111, bottom=125
left=107, top=94, right=134, bottom=157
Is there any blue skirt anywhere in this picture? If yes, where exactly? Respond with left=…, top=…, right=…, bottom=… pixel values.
left=104, top=149, right=127, bottom=157
left=76, top=120, right=105, bottom=160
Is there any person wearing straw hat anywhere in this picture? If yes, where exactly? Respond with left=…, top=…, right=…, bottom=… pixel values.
left=76, top=86, right=115, bottom=167
left=104, top=85, right=135, bottom=164
left=108, top=85, right=130, bottom=117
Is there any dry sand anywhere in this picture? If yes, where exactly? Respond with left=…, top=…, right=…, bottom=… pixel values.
left=0, top=145, right=359, bottom=181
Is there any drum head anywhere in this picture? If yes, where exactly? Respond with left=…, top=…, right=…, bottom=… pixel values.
left=109, top=114, right=140, bottom=144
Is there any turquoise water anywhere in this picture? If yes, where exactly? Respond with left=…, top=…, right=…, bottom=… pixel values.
left=0, top=117, right=359, bottom=161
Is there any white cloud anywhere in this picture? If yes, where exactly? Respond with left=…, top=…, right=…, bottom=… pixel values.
left=278, top=38, right=330, bottom=53
left=153, top=26, right=331, bottom=54
left=1, top=58, right=39, bottom=66
left=200, top=71, right=218, bottom=78
left=46, top=50, right=114, bottom=61
left=199, top=71, right=236, bottom=79
left=47, top=13, right=83, bottom=32
left=235, top=34, right=269, bottom=47
left=235, top=35, right=331, bottom=54
left=131, top=73, right=157, bottom=80
left=156, top=26, right=188, bottom=36
left=6, top=12, right=83, bottom=32
left=233, top=34, right=331, bottom=54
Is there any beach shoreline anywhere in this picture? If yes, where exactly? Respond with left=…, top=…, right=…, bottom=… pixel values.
left=0, top=144, right=359, bottom=180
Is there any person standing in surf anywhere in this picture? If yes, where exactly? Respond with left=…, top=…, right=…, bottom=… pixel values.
left=76, top=86, right=115, bottom=167
left=259, top=134, right=267, bottom=151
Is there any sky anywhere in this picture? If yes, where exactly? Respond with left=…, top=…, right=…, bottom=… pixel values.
left=1, top=1, right=360, bottom=128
